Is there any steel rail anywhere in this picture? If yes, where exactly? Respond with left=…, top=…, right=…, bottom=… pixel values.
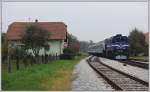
left=87, top=57, right=148, bottom=91
left=87, top=59, right=123, bottom=90
left=117, top=60, right=148, bottom=69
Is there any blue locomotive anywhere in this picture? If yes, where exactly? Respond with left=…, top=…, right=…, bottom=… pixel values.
left=88, top=34, right=129, bottom=60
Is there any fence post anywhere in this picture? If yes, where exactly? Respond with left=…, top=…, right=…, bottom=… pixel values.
left=16, top=55, right=19, bottom=70
left=56, top=53, right=57, bottom=60
left=8, top=55, right=11, bottom=73
left=45, top=54, right=47, bottom=64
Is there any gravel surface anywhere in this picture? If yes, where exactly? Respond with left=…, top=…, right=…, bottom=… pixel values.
left=71, top=57, right=114, bottom=91
left=100, top=57, right=149, bottom=82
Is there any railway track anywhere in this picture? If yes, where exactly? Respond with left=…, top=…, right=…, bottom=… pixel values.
left=117, top=60, right=148, bottom=69
left=87, top=56, right=149, bottom=91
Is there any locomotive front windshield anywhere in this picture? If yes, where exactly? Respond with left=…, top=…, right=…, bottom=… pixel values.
left=112, top=36, right=128, bottom=44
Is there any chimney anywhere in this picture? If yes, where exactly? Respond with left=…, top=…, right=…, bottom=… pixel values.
left=35, top=19, right=38, bottom=22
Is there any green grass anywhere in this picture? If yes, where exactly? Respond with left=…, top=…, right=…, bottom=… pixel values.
left=129, top=56, right=148, bottom=62
left=2, top=60, right=29, bottom=73
left=2, top=55, right=86, bottom=91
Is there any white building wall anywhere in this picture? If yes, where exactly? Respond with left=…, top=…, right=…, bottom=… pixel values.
left=39, top=40, right=64, bottom=55
left=10, top=40, right=65, bottom=56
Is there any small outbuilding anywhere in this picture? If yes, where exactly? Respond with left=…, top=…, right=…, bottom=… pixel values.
left=6, top=20, right=68, bottom=55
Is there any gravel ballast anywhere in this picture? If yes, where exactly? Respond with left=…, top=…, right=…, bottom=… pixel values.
left=99, top=57, right=149, bottom=82
left=71, top=57, right=114, bottom=91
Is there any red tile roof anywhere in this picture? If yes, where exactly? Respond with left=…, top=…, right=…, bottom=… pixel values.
left=6, top=22, right=67, bottom=41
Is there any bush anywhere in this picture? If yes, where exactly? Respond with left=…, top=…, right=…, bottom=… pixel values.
left=59, top=53, right=75, bottom=59
left=60, top=48, right=75, bottom=59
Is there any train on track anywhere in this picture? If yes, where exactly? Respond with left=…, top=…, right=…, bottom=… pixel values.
left=88, top=34, right=129, bottom=60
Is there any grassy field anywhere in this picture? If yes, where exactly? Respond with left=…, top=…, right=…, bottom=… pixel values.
left=2, top=55, right=86, bottom=91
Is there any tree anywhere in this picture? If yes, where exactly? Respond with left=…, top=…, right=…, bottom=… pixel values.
left=13, top=45, right=27, bottom=70
left=2, top=33, right=6, bottom=44
left=7, top=44, right=16, bottom=73
left=68, top=34, right=78, bottom=45
left=43, top=43, right=50, bottom=64
left=2, top=41, right=8, bottom=64
left=2, top=33, right=8, bottom=63
left=67, top=34, right=80, bottom=54
left=22, top=24, right=50, bottom=64
left=144, top=44, right=148, bottom=56
left=79, top=41, right=91, bottom=53
left=14, top=47, right=20, bottom=70
left=128, top=28, right=146, bottom=56
left=60, top=34, right=80, bottom=59
left=89, top=40, right=95, bottom=45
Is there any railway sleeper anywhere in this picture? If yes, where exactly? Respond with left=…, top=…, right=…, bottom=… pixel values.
left=96, top=58, right=149, bottom=87
left=87, top=58, right=149, bottom=91
left=115, top=83, right=148, bottom=91
left=120, top=87, right=147, bottom=90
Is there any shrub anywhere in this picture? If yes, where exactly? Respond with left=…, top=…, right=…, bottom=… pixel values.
left=60, top=48, right=75, bottom=59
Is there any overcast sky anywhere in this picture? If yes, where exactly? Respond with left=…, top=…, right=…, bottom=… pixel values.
left=2, top=2, right=148, bottom=43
